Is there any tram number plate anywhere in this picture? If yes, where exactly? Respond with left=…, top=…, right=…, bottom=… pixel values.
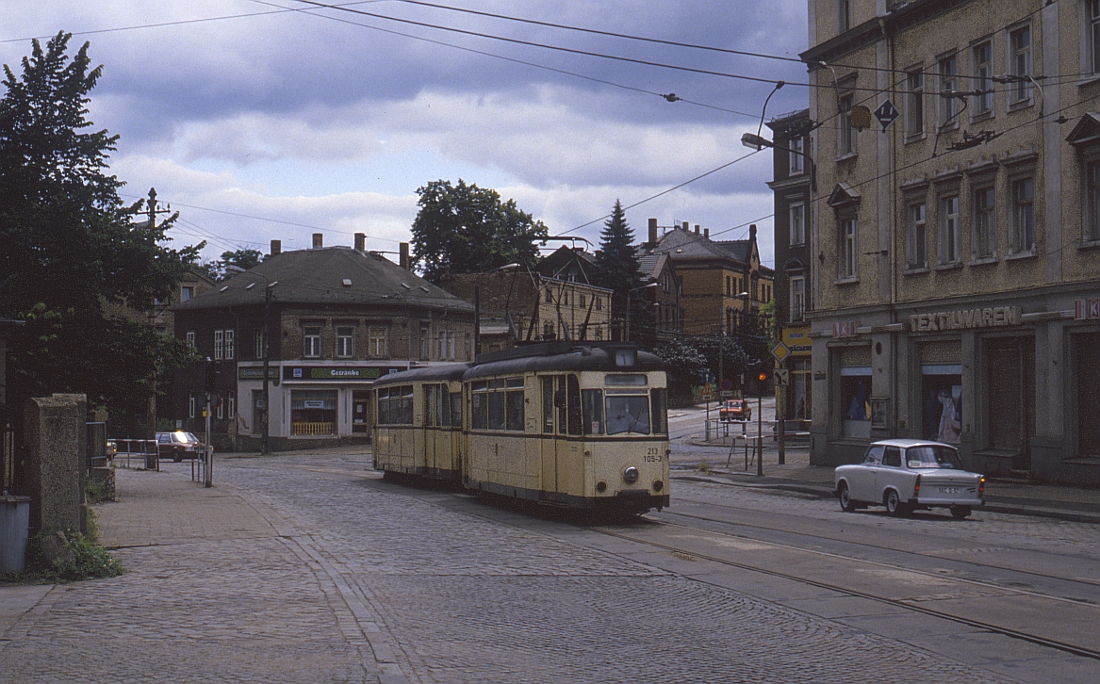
left=644, top=448, right=662, bottom=463
left=938, top=487, right=962, bottom=494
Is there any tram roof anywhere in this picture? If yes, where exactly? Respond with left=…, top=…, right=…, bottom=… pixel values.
left=373, top=362, right=470, bottom=388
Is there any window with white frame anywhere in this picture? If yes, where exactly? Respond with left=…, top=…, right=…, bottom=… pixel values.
left=228, top=392, right=236, bottom=420
left=837, top=0, right=852, bottom=33
left=789, top=201, right=806, bottom=245
left=839, top=216, right=857, bottom=279
left=254, top=328, right=266, bottom=359
left=939, top=54, right=959, bottom=127
left=906, top=69, right=924, bottom=138
left=419, top=323, right=430, bottom=359
left=336, top=326, right=354, bottom=358
left=303, top=325, right=322, bottom=357
left=974, top=186, right=996, bottom=259
left=1012, top=178, right=1035, bottom=253
left=186, top=331, right=195, bottom=350
left=368, top=327, right=386, bottom=357
left=224, top=329, right=235, bottom=360
left=1090, top=1, right=1100, bottom=76
left=214, top=330, right=225, bottom=360
left=789, top=136, right=804, bottom=175
left=907, top=202, right=927, bottom=269
left=789, top=275, right=805, bottom=322
left=1010, top=26, right=1032, bottom=104
left=838, top=93, right=855, bottom=157
left=940, top=195, right=961, bottom=264
left=973, top=42, right=993, bottom=115
left=189, top=393, right=196, bottom=419
left=1088, top=160, right=1100, bottom=241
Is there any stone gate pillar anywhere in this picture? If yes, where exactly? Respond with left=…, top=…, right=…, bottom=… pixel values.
left=23, top=394, right=87, bottom=535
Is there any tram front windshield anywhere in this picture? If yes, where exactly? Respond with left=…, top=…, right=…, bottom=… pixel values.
left=605, top=395, right=650, bottom=435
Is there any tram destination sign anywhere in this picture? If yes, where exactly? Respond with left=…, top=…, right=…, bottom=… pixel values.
left=909, top=305, right=1021, bottom=332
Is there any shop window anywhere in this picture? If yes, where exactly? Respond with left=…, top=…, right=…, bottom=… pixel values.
left=291, top=389, right=337, bottom=435
left=840, top=367, right=872, bottom=438
left=921, top=366, right=962, bottom=444
left=1076, top=332, right=1100, bottom=457
left=352, top=391, right=371, bottom=434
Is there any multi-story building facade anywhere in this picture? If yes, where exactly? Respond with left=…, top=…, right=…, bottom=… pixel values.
left=803, top=0, right=1100, bottom=484
left=650, top=220, right=774, bottom=337
left=172, top=234, right=475, bottom=451
left=447, top=246, right=613, bottom=352
left=636, top=219, right=684, bottom=346
left=767, top=109, right=816, bottom=423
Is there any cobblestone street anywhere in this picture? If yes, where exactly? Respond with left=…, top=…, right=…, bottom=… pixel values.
left=0, top=453, right=1039, bottom=683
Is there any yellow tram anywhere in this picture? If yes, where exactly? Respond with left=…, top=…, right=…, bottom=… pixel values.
left=372, top=342, right=670, bottom=516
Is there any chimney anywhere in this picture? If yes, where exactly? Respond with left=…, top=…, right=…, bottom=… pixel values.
left=312, top=233, right=323, bottom=248
left=749, top=224, right=757, bottom=242
left=704, top=228, right=709, bottom=239
left=270, top=239, right=282, bottom=256
left=354, top=233, right=365, bottom=251
left=400, top=242, right=410, bottom=270
left=683, top=221, right=690, bottom=232
left=694, top=224, right=699, bottom=235
left=648, top=218, right=657, bottom=245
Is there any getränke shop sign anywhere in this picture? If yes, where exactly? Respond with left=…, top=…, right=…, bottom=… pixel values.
left=909, top=305, right=1021, bottom=333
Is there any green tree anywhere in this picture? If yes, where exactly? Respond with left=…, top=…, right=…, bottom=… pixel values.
left=594, top=200, right=642, bottom=340
left=204, top=248, right=264, bottom=281
left=0, top=33, right=201, bottom=430
left=410, top=179, right=548, bottom=284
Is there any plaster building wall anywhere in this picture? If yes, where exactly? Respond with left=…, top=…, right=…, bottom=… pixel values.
left=803, top=0, right=1100, bottom=484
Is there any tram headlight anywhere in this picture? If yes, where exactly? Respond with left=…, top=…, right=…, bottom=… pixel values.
left=623, top=466, right=639, bottom=484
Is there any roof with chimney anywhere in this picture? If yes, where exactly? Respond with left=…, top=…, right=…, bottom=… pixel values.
left=175, top=246, right=473, bottom=313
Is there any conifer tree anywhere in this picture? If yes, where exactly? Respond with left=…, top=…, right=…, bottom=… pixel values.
left=594, top=200, right=642, bottom=340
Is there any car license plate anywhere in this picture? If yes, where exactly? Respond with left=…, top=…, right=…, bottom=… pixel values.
left=938, top=487, right=962, bottom=494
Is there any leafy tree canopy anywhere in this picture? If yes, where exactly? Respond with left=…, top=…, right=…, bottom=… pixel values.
left=0, top=33, right=201, bottom=419
left=410, top=179, right=548, bottom=285
left=203, top=248, right=264, bottom=281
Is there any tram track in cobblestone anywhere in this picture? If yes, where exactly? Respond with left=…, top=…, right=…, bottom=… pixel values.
left=587, top=514, right=1100, bottom=663
left=657, top=499, right=1100, bottom=594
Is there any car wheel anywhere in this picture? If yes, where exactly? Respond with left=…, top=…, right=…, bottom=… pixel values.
left=885, top=489, right=907, bottom=517
left=172, top=452, right=182, bottom=463
left=950, top=506, right=971, bottom=520
left=838, top=483, right=857, bottom=512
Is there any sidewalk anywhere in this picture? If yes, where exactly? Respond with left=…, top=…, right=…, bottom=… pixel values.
left=680, top=436, right=1100, bottom=524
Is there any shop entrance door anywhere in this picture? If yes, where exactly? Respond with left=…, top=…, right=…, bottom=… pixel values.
left=986, top=337, right=1034, bottom=470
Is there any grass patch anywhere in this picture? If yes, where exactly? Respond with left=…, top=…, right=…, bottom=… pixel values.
left=0, top=509, right=122, bottom=585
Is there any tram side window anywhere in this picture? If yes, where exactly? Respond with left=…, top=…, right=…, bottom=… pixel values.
left=471, top=381, right=488, bottom=430
left=506, top=378, right=524, bottom=431
left=651, top=388, right=668, bottom=434
left=487, top=379, right=506, bottom=430
left=425, top=384, right=450, bottom=427
left=582, top=389, right=603, bottom=435
left=450, top=391, right=462, bottom=427
left=542, top=377, right=555, bottom=434
left=567, top=375, right=582, bottom=435
left=377, top=385, right=414, bottom=425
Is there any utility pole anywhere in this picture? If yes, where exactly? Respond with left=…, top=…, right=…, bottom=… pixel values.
left=262, top=284, right=272, bottom=455
left=144, top=188, right=173, bottom=439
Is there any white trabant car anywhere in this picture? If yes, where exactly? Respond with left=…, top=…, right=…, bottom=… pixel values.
left=834, top=439, right=984, bottom=519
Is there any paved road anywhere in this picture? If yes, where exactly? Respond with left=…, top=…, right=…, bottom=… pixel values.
left=3, top=452, right=1076, bottom=683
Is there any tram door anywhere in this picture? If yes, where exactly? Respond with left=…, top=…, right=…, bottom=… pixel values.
left=540, top=375, right=582, bottom=498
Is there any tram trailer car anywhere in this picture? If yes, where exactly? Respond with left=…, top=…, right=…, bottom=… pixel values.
left=372, top=342, right=670, bottom=516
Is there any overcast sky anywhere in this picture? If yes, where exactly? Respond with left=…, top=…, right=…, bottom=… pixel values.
left=1, top=1, right=810, bottom=268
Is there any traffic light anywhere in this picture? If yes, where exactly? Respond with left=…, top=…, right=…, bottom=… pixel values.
left=205, top=357, right=218, bottom=392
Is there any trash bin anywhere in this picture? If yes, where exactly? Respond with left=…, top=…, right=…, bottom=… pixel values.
left=0, top=493, right=32, bottom=573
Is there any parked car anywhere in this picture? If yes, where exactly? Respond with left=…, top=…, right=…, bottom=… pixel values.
left=834, top=439, right=984, bottom=519
left=155, top=431, right=208, bottom=462
left=718, top=398, right=751, bottom=422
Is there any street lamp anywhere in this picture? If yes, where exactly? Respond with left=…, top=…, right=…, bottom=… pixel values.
left=226, top=265, right=278, bottom=455
left=741, top=132, right=817, bottom=192
left=625, top=282, right=659, bottom=342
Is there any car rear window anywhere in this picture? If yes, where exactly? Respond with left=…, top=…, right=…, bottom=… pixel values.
left=906, top=445, right=962, bottom=469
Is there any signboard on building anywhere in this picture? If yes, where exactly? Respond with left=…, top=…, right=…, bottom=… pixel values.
left=238, top=367, right=279, bottom=380
left=282, top=366, right=405, bottom=381
left=909, top=306, right=1022, bottom=332
left=1074, top=298, right=1100, bottom=321
left=782, top=325, right=812, bottom=356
